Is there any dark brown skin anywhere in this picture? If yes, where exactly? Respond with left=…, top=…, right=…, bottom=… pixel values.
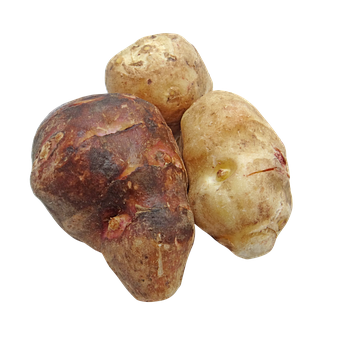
left=31, top=93, right=195, bottom=301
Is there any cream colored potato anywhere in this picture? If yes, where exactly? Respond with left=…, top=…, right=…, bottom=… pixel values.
left=181, top=91, right=292, bottom=259
left=105, top=33, right=213, bottom=135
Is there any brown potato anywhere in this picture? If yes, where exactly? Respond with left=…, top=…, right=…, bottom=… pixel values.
left=30, top=93, right=195, bottom=301
left=181, top=91, right=292, bottom=259
left=105, top=33, right=213, bottom=135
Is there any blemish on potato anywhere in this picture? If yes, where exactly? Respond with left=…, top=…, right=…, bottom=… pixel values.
left=129, top=61, right=144, bottom=67
left=108, top=216, right=120, bottom=231
left=167, top=55, right=177, bottom=61
left=154, top=150, right=164, bottom=161
left=174, top=237, right=182, bottom=250
left=36, top=131, right=65, bottom=166
left=69, top=96, right=106, bottom=107
left=246, top=167, right=277, bottom=177
left=164, top=52, right=177, bottom=61
left=121, top=94, right=137, bottom=99
left=158, top=249, right=164, bottom=277
left=167, top=87, right=181, bottom=102
left=163, top=154, right=172, bottom=164
left=115, top=57, right=123, bottom=64
left=39, top=141, right=51, bottom=160
left=214, top=159, right=237, bottom=181
left=54, top=132, right=65, bottom=143
left=274, top=148, right=287, bottom=167
left=216, top=169, right=231, bottom=181
left=140, top=45, right=153, bottom=54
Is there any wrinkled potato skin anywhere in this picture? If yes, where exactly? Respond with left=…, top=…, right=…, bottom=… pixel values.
left=31, top=93, right=194, bottom=301
left=181, top=91, right=292, bottom=259
left=105, top=33, right=213, bottom=135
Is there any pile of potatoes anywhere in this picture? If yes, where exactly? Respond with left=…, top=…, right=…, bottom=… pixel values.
left=31, top=33, right=292, bottom=302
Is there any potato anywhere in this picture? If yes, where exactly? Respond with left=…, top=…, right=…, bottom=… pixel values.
left=181, top=91, right=292, bottom=259
left=105, top=33, right=213, bottom=136
left=30, top=93, right=195, bottom=301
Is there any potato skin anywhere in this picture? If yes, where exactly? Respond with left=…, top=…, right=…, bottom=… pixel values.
left=31, top=93, right=194, bottom=301
left=105, top=33, right=213, bottom=135
left=181, top=91, right=292, bottom=259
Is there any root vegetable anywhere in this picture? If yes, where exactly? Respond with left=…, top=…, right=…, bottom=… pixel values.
left=181, top=91, right=292, bottom=259
left=31, top=93, right=195, bottom=301
left=105, top=33, right=213, bottom=135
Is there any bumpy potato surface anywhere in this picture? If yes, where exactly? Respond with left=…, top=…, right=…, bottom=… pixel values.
left=181, top=91, right=292, bottom=259
left=31, top=93, right=195, bottom=301
left=105, top=33, right=213, bottom=135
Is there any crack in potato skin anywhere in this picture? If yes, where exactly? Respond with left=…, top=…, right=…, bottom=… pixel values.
left=246, top=167, right=278, bottom=176
left=31, top=93, right=194, bottom=301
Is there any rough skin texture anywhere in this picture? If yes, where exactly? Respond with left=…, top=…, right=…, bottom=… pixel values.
left=181, top=91, right=292, bottom=259
left=105, top=33, right=213, bottom=135
left=31, top=93, right=195, bottom=301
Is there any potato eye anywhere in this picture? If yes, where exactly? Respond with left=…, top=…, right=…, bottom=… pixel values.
left=140, top=45, right=153, bottom=53
left=216, top=168, right=231, bottom=181
left=214, top=159, right=237, bottom=182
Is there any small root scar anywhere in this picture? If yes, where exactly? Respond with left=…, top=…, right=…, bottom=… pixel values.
left=246, top=168, right=277, bottom=177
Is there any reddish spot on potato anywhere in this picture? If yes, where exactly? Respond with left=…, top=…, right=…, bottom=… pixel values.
left=274, top=148, right=287, bottom=167
left=103, top=214, right=132, bottom=240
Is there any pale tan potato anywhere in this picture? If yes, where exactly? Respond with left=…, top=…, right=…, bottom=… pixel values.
left=181, top=91, right=292, bottom=259
left=105, top=33, right=213, bottom=135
